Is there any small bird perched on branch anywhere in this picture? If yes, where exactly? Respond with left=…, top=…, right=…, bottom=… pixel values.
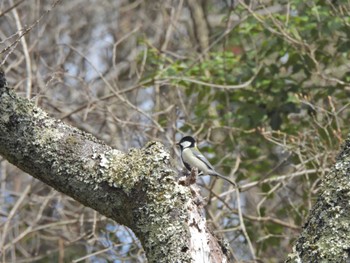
left=176, top=136, right=238, bottom=188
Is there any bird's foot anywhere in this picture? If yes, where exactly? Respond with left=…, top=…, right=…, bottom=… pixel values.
left=178, top=167, right=198, bottom=186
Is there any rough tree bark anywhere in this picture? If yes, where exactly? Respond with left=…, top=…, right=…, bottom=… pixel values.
left=0, top=69, right=230, bottom=263
left=286, top=137, right=350, bottom=262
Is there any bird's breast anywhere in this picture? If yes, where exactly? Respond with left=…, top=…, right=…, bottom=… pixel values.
left=182, top=148, right=210, bottom=174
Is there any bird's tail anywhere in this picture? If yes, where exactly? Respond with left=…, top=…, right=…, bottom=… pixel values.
left=211, top=172, right=239, bottom=190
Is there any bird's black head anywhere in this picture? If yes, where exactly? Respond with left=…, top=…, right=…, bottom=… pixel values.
left=176, top=136, right=196, bottom=149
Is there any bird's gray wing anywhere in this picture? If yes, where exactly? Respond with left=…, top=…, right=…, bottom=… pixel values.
left=192, top=148, right=215, bottom=170
left=193, top=148, right=240, bottom=189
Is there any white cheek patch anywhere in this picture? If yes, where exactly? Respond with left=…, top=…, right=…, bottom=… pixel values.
left=180, top=141, right=192, bottom=148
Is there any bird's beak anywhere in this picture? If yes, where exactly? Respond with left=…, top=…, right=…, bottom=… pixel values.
left=176, top=142, right=180, bottom=147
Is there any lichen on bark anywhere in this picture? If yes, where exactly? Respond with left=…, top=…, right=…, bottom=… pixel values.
left=286, top=136, right=350, bottom=262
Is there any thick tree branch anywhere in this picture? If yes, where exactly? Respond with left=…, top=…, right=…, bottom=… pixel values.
left=186, top=0, right=210, bottom=54
left=286, top=137, right=350, bottom=262
left=0, top=69, right=230, bottom=262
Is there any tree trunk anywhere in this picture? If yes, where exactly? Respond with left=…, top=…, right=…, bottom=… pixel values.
left=286, top=137, right=350, bottom=262
left=0, top=69, right=230, bottom=262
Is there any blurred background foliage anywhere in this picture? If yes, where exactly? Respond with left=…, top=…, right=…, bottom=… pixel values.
left=1, top=0, right=349, bottom=262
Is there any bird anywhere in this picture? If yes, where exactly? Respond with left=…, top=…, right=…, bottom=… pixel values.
left=176, top=136, right=238, bottom=188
